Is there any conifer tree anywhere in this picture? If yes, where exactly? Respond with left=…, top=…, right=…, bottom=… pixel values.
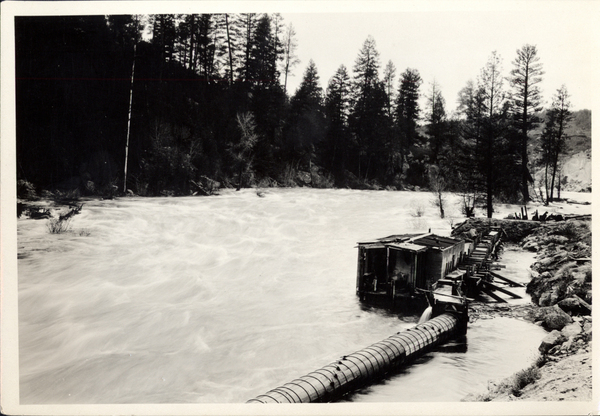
left=348, top=36, right=388, bottom=181
left=382, top=60, right=397, bottom=119
left=324, top=65, right=352, bottom=178
left=456, top=79, right=487, bottom=216
left=238, top=13, right=257, bottom=82
left=539, top=85, right=572, bottom=203
left=214, top=13, right=241, bottom=84
left=508, top=44, right=544, bottom=202
left=285, top=60, right=325, bottom=167
left=470, top=51, right=519, bottom=217
left=480, top=51, right=506, bottom=217
left=280, top=23, right=300, bottom=94
left=395, top=68, right=422, bottom=181
left=425, top=80, right=446, bottom=164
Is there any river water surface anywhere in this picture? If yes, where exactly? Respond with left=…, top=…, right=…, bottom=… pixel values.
left=18, top=189, right=590, bottom=404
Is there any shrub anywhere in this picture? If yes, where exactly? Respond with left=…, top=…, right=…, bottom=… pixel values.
left=311, top=171, right=335, bottom=189
left=47, top=217, right=72, bottom=234
left=17, top=179, right=37, bottom=200
left=510, top=365, right=541, bottom=396
left=279, top=164, right=298, bottom=187
left=474, top=363, right=542, bottom=401
left=411, top=203, right=425, bottom=218
left=535, top=355, right=547, bottom=368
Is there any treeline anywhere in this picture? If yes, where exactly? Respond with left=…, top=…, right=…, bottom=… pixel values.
left=16, top=14, right=586, bottom=215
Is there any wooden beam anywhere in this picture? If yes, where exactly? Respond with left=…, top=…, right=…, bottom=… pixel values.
left=483, top=281, right=522, bottom=299
left=489, top=271, right=524, bottom=287
left=480, top=286, right=507, bottom=303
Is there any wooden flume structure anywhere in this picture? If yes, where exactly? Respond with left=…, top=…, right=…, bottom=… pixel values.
left=248, top=227, right=522, bottom=403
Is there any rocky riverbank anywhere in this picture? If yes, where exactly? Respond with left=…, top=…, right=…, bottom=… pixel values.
left=455, top=216, right=592, bottom=402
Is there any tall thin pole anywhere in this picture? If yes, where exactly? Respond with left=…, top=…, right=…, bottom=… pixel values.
left=123, top=42, right=136, bottom=193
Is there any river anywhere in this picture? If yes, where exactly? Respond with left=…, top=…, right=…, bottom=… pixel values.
left=17, top=189, right=590, bottom=404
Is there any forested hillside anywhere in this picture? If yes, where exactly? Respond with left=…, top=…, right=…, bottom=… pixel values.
left=15, top=14, right=590, bottom=214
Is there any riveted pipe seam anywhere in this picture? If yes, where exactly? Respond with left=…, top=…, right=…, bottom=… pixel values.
left=274, top=387, right=300, bottom=403
left=367, top=344, right=393, bottom=364
left=344, top=355, right=370, bottom=378
left=377, top=339, right=404, bottom=358
left=367, top=344, right=395, bottom=365
left=354, top=350, right=383, bottom=373
left=248, top=312, right=463, bottom=403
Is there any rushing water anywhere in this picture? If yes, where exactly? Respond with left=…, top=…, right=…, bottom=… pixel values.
left=17, top=189, right=589, bottom=404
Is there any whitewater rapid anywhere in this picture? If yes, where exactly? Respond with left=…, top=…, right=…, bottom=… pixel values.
left=17, top=189, right=589, bottom=403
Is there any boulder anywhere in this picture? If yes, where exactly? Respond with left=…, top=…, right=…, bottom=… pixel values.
left=539, top=330, right=566, bottom=354
left=538, top=291, right=553, bottom=307
left=530, top=305, right=573, bottom=330
left=558, top=297, right=581, bottom=313
left=561, top=322, right=582, bottom=338
left=537, top=256, right=555, bottom=269
left=550, top=235, right=569, bottom=244
left=522, top=240, right=539, bottom=252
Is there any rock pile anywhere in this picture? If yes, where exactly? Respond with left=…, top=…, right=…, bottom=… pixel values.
left=522, top=219, right=592, bottom=307
left=536, top=314, right=592, bottom=358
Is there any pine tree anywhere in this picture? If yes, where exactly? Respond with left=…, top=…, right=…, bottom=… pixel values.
left=291, top=60, right=323, bottom=109
left=382, top=60, right=396, bottom=118
left=508, top=44, right=544, bottom=203
left=480, top=51, right=506, bottom=217
left=348, top=36, right=387, bottom=181
left=213, top=13, right=241, bottom=84
left=471, top=51, right=520, bottom=217
left=285, top=60, right=325, bottom=169
left=456, top=79, right=487, bottom=216
left=425, top=80, right=446, bottom=164
left=280, top=23, right=300, bottom=94
left=324, top=65, right=351, bottom=177
left=395, top=68, right=422, bottom=181
left=150, top=15, right=177, bottom=68
left=539, top=85, right=572, bottom=203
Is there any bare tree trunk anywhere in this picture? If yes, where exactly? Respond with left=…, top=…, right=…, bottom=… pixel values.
left=123, top=42, right=136, bottom=193
left=188, top=15, right=196, bottom=72
left=557, top=166, right=562, bottom=199
left=544, top=161, right=549, bottom=205
left=225, top=14, right=234, bottom=85
left=437, top=191, right=445, bottom=218
left=549, top=153, right=559, bottom=203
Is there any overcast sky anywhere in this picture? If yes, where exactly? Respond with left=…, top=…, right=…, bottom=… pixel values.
left=2, top=1, right=596, bottom=112
left=280, top=7, right=595, bottom=112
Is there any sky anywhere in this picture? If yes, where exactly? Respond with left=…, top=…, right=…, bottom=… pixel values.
left=280, top=7, right=596, bottom=112
left=1, top=0, right=596, bottom=114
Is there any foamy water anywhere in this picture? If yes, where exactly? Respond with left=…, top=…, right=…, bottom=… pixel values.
left=18, top=189, right=588, bottom=403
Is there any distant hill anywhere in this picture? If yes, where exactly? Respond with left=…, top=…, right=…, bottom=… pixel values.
left=529, top=109, right=591, bottom=192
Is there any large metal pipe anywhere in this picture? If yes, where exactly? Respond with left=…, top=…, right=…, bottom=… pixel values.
left=247, top=312, right=464, bottom=403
